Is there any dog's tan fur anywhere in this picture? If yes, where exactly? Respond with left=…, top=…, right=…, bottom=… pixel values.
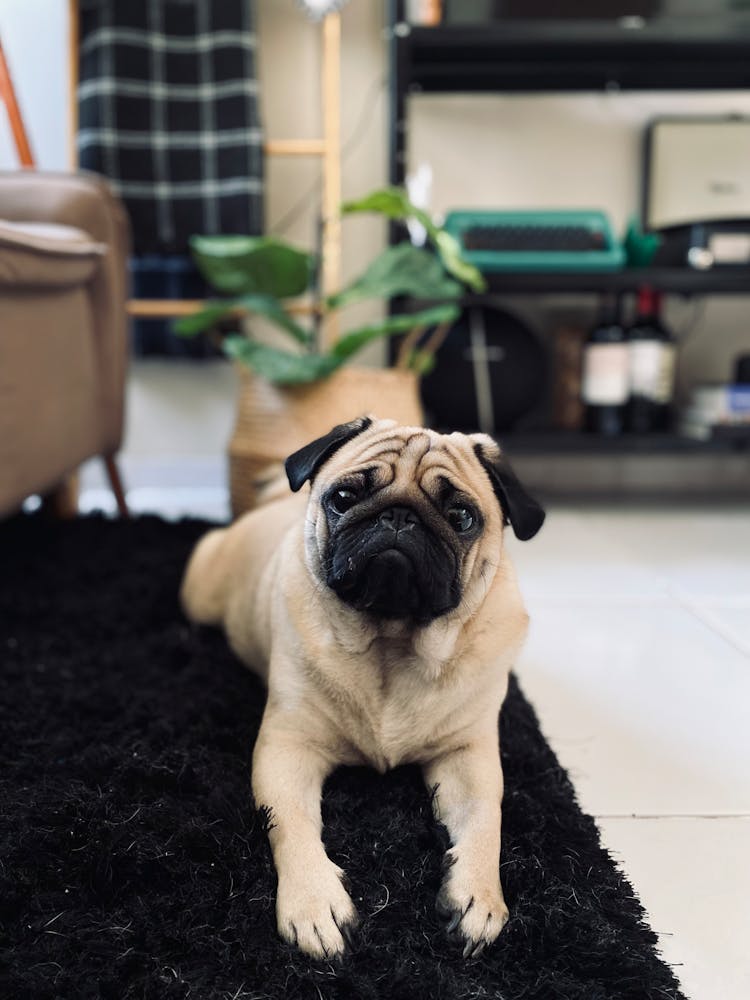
left=181, top=419, right=533, bottom=960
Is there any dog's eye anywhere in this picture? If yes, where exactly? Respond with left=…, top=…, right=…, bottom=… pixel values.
left=447, top=505, right=475, bottom=533
left=330, top=488, right=359, bottom=514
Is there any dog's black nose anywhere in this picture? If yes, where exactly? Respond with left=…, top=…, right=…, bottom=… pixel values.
left=378, top=506, right=419, bottom=532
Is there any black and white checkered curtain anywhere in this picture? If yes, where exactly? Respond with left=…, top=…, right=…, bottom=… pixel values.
left=78, top=0, right=264, bottom=255
left=77, top=0, right=264, bottom=355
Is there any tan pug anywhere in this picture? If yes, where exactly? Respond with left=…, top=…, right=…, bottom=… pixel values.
left=180, top=416, right=544, bottom=961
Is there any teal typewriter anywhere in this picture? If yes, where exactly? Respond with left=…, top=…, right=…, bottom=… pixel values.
left=443, top=210, right=625, bottom=272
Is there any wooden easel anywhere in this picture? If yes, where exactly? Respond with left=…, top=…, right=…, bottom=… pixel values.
left=67, top=1, right=342, bottom=345
left=0, top=37, right=34, bottom=166
left=0, top=35, right=130, bottom=518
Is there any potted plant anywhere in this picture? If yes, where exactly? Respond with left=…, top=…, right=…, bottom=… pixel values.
left=175, top=187, right=485, bottom=514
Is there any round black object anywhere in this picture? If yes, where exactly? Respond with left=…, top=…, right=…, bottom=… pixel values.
left=421, top=305, right=546, bottom=432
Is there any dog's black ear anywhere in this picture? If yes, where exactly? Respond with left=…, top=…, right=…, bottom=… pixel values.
left=285, top=416, right=373, bottom=492
left=473, top=437, right=545, bottom=541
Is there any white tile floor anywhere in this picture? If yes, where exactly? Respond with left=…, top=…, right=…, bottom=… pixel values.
left=506, top=504, right=750, bottom=1000
left=79, top=479, right=750, bottom=999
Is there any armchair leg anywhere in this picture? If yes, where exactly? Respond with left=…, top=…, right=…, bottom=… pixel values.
left=41, top=473, right=79, bottom=520
left=104, top=455, right=130, bottom=518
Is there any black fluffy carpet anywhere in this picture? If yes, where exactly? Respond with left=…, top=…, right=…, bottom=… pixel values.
left=0, top=514, right=685, bottom=1000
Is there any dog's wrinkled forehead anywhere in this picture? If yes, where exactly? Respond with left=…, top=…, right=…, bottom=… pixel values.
left=318, top=424, right=487, bottom=503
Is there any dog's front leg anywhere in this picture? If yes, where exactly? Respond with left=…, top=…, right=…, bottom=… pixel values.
left=423, top=730, right=509, bottom=958
left=252, top=721, right=357, bottom=960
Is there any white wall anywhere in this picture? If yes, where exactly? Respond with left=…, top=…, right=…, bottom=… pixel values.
left=0, top=0, right=69, bottom=170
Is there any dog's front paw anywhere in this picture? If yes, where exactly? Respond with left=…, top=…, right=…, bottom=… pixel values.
left=276, top=858, right=358, bottom=960
left=436, top=850, right=509, bottom=959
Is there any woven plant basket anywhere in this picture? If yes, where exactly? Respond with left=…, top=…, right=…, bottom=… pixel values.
left=228, top=365, right=424, bottom=517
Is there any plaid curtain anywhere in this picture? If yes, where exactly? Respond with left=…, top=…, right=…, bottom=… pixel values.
left=77, top=0, right=264, bottom=355
left=78, top=0, right=264, bottom=254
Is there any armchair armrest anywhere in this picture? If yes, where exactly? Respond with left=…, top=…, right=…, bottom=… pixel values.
left=0, top=170, right=127, bottom=248
left=0, top=170, right=131, bottom=456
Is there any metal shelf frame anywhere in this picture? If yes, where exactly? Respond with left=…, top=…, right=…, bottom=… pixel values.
left=399, top=23, right=750, bottom=95
left=471, top=268, right=750, bottom=296
left=495, top=430, right=750, bottom=457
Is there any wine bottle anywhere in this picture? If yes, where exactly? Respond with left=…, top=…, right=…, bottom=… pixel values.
left=581, top=293, right=629, bottom=435
left=626, top=288, right=676, bottom=433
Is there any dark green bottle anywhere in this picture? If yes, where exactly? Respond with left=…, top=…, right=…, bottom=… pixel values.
left=581, top=293, right=628, bottom=435
left=626, top=288, right=676, bottom=433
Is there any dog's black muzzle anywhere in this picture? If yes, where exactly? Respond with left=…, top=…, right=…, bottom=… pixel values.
left=326, top=505, right=460, bottom=623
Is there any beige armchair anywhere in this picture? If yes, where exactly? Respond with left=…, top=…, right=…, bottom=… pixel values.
left=0, top=170, right=130, bottom=518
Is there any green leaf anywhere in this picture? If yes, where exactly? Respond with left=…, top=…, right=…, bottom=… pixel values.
left=173, top=294, right=313, bottom=345
left=223, top=336, right=340, bottom=385
left=331, top=303, right=460, bottom=363
left=434, top=231, right=485, bottom=292
left=237, top=294, right=313, bottom=345
left=405, top=349, right=438, bottom=376
left=173, top=302, right=238, bottom=337
left=190, top=235, right=314, bottom=298
left=342, top=187, right=486, bottom=293
left=222, top=300, right=460, bottom=382
left=327, top=243, right=462, bottom=310
left=343, top=186, right=438, bottom=237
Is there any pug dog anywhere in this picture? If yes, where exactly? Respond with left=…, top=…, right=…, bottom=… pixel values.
left=180, top=416, right=544, bottom=961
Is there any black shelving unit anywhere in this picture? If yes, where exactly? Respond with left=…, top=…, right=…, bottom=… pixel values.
left=386, top=2, right=750, bottom=460
left=388, top=2, right=750, bottom=184
left=400, top=23, right=750, bottom=95
left=477, top=268, right=750, bottom=296
left=497, top=430, right=749, bottom=457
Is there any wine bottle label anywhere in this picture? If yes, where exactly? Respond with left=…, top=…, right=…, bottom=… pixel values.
left=582, top=344, right=629, bottom=405
left=629, top=342, right=676, bottom=403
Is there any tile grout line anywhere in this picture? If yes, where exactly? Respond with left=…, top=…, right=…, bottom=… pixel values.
left=595, top=813, right=750, bottom=820
left=669, top=588, right=750, bottom=660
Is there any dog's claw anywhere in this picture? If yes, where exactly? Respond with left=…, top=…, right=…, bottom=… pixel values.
left=313, top=923, right=329, bottom=959
left=464, top=937, right=486, bottom=960
left=331, top=906, right=358, bottom=951
left=436, top=879, right=507, bottom=960
left=276, top=860, right=357, bottom=960
left=437, top=892, right=474, bottom=936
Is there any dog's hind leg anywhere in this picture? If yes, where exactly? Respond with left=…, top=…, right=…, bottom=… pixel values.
left=180, top=528, right=232, bottom=626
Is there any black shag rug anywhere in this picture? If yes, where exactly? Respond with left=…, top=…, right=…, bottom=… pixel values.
left=0, top=514, right=685, bottom=1000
